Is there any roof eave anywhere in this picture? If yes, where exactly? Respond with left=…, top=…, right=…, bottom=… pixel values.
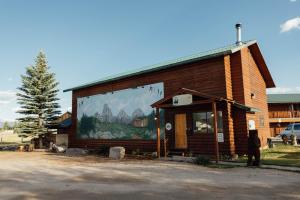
left=248, top=43, right=275, bottom=88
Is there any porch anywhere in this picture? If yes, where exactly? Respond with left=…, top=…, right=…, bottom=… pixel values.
left=152, top=88, right=259, bottom=161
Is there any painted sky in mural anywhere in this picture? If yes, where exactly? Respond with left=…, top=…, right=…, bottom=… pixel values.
left=77, top=82, right=164, bottom=140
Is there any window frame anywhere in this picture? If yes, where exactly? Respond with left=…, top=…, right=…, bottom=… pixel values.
left=192, top=111, right=223, bottom=134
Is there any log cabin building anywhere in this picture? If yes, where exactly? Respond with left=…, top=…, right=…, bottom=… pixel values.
left=268, top=94, right=300, bottom=136
left=64, top=25, right=275, bottom=157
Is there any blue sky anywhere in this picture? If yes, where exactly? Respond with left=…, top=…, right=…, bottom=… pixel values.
left=0, top=0, right=299, bottom=121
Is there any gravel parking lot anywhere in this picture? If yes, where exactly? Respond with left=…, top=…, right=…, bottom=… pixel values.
left=0, top=152, right=300, bottom=200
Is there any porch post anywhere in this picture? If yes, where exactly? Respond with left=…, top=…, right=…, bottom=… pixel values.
left=156, top=107, right=161, bottom=158
left=212, top=101, right=219, bottom=163
left=164, top=134, right=167, bottom=158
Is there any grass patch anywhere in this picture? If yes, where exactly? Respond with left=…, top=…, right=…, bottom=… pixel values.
left=0, top=142, right=30, bottom=147
left=206, top=163, right=236, bottom=169
left=0, top=131, right=32, bottom=146
left=0, top=142, right=19, bottom=147
left=238, top=144, right=300, bottom=168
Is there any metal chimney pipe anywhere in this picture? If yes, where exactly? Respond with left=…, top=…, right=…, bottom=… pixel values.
left=235, top=23, right=242, bottom=46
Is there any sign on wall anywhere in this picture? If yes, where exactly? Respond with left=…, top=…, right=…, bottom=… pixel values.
left=248, top=120, right=256, bottom=130
left=172, top=94, right=193, bottom=106
left=165, top=123, right=172, bottom=131
left=218, top=133, right=224, bottom=143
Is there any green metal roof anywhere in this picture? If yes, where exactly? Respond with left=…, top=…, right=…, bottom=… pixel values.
left=268, top=94, right=300, bottom=104
left=64, top=40, right=257, bottom=92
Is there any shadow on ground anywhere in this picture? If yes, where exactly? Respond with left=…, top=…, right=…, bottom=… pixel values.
left=0, top=152, right=300, bottom=200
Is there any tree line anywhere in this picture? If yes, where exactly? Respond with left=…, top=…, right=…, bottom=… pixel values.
left=0, top=122, right=14, bottom=131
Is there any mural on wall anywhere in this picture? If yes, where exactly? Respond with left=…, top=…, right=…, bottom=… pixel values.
left=77, top=82, right=164, bottom=140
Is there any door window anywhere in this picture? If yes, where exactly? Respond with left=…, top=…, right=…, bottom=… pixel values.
left=294, top=124, right=300, bottom=131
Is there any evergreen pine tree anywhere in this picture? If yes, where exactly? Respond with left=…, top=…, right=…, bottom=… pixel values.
left=16, top=51, right=61, bottom=137
left=3, top=121, right=10, bottom=130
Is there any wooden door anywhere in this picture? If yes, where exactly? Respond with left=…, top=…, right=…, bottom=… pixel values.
left=175, top=114, right=187, bottom=149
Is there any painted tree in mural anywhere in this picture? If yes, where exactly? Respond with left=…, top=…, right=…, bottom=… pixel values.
left=16, top=51, right=61, bottom=137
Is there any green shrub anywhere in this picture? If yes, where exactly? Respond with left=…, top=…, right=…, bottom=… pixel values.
left=221, top=154, right=232, bottom=161
left=194, top=155, right=211, bottom=166
left=282, top=135, right=288, bottom=145
left=290, top=134, right=297, bottom=145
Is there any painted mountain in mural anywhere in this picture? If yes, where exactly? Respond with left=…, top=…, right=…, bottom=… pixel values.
left=101, top=104, right=114, bottom=123
left=116, top=109, right=131, bottom=124
left=132, top=108, right=145, bottom=119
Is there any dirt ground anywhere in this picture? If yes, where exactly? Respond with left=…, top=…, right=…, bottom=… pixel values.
left=0, top=152, right=300, bottom=200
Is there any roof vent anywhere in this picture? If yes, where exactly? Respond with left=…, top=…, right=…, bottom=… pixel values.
left=235, top=23, right=242, bottom=46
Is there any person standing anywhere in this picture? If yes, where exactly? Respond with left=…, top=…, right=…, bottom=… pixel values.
left=247, top=130, right=261, bottom=167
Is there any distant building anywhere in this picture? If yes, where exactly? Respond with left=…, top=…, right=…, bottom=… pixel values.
left=268, top=94, right=300, bottom=136
left=46, top=111, right=72, bottom=135
left=35, top=112, right=71, bottom=148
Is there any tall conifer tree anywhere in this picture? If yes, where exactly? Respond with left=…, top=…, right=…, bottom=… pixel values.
left=16, top=51, right=61, bottom=137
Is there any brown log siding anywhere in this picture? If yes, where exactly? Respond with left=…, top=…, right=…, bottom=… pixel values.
left=68, top=48, right=271, bottom=155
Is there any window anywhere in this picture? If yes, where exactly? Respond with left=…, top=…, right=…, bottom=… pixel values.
left=217, top=111, right=223, bottom=133
left=293, top=104, right=300, bottom=111
left=294, top=124, right=300, bottom=131
left=193, top=111, right=223, bottom=134
left=193, top=112, right=209, bottom=133
left=286, top=124, right=293, bottom=130
left=293, top=104, right=300, bottom=118
left=259, top=115, right=264, bottom=127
